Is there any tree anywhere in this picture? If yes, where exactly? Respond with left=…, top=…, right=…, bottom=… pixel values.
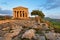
left=31, top=10, right=45, bottom=18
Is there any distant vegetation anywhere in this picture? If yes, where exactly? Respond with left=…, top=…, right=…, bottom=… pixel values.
left=0, top=15, right=12, bottom=20
left=51, top=20, right=60, bottom=33
left=45, top=17, right=60, bottom=33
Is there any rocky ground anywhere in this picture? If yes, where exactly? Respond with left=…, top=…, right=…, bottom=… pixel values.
left=0, top=20, right=60, bottom=40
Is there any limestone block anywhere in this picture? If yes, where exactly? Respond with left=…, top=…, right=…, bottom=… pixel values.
left=22, top=29, right=36, bottom=39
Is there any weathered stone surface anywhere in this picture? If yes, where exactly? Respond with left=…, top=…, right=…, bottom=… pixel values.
left=4, top=26, right=22, bottom=40
left=22, top=29, right=36, bottom=39
left=45, top=32, right=56, bottom=40
left=0, top=20, right=55, bottom=40
left=0, top=37, right=5, bottom=40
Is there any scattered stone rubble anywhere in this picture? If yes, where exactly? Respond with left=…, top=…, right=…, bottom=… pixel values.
left=0, top=20, right=60, bottom=40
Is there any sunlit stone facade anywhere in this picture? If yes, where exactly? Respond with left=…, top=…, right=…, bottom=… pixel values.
left=13, top=6, right=29, bottom=19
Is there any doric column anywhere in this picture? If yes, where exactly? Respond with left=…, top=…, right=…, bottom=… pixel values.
left=23, top=11, right=24, bottom=17
left=24, top=12, right=27, bottom=17
left=15, top=11, right=16, bottom=18
left=16, top=11, right=17, bottom=18
left=24, top=12, right=25, bottom=17
left=13, top=11, right=16, bottom=18
left=19, top=11, right=20, bottom=18
left=17, top=11, right=18, bottom=18
left=13, top=11, right=15, bottom=18
left=16, top=11, right=18, bottom=18
left=20, top=11, right=21, bottom=17
left=20, top=11, right=21, bottom=18
left=22, top=11, right=23, bottom=18
left=17, top=11, right=20, bottom=18
left=14, top=11, right=15, bottom=18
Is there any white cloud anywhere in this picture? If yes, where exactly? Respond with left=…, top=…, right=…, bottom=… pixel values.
left=0, top=7, right=12, bottom=16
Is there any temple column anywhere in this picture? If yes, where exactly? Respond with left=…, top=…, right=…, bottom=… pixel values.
left=26, top=13, right=27, bottom=17
left=17, top=11, right=18, bottom=18
left=13, top=11, right=15, bottom=18
left=25, top=12, right=26, bottom=17
left=22, top=11, right=23, bottom=18
left=24, top=12, right=26, bottom=18
left=19, top=11, right=20, bottom=18
left=15, top=11, right=16, bottom=18
left=16, top=11, right=17, bottom=18
left=14, top=11, right=16, bottom=18
left=14, top=12, right=16, bottom=18
left=23, top=11, right=24, bottom=17
left=20, top=11, right=21, bottom=18
left=17, top=11, right=19, bottom=18
left=24, top=12, right=25, bottom=17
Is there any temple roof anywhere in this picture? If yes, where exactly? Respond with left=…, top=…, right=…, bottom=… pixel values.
left=13, top=6, right=28, bottom=9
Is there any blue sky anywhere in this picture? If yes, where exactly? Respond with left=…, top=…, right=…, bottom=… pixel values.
left=0, top=0, right=60, bottom=19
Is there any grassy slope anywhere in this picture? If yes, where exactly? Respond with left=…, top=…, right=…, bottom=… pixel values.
left=45, top=17, right=60, bottom=33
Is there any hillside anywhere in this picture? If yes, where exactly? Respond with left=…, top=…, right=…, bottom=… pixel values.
left=45, top=17, right=60, bottom=33
left=0, top=20, right=52, bottom=40
left=0, top=17, right=60, bottom=40
left=45, top=17, right=60, bottom=22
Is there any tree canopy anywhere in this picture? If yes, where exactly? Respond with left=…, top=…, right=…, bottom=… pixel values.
left=31, top=10, right=45, bottom=18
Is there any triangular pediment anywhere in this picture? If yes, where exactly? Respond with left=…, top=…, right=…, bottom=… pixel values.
left=13, top=6, right=28, bottom=9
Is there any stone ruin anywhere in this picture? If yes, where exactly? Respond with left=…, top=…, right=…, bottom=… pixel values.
left=0, top=20, right=51, bottom=40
